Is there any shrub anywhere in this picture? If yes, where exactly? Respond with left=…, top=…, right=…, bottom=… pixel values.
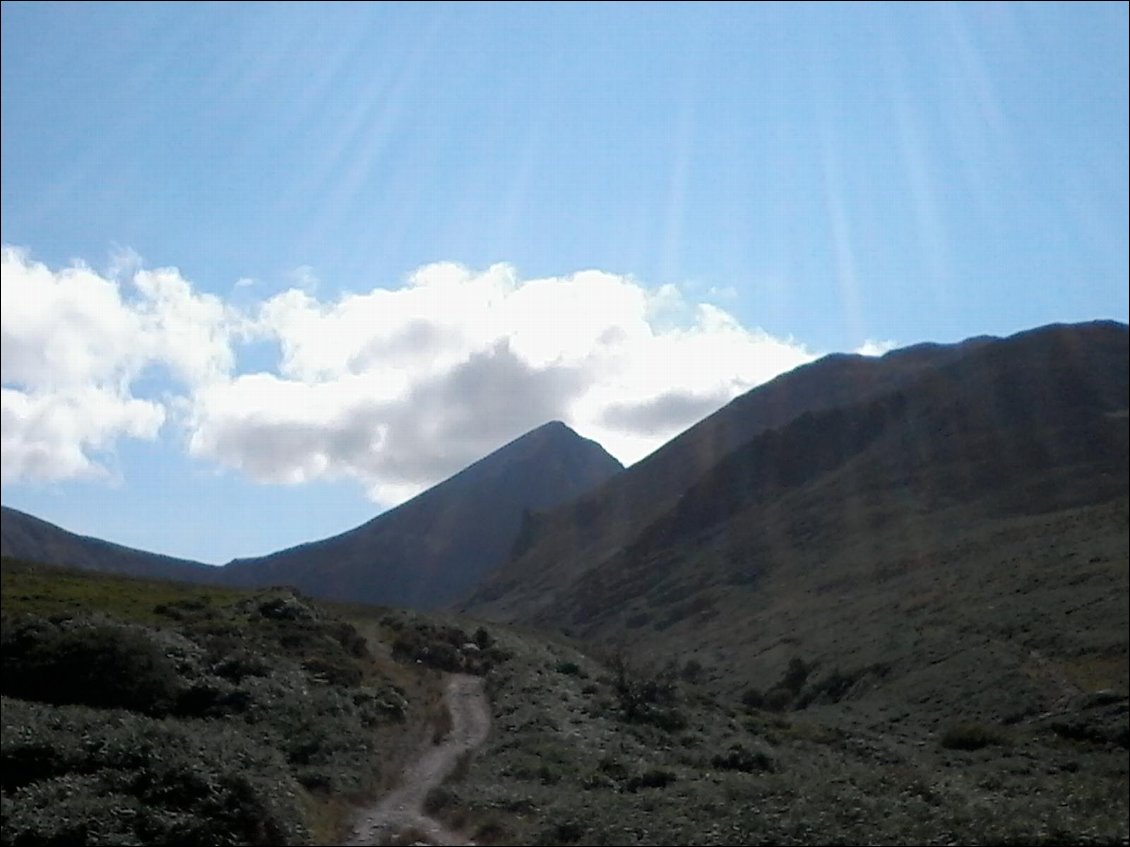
left=606, top=648, right=679, bottom=724
left=423, top=784, right=457, bottom=814
left=624, top=768, right=677, bottom=791
left=213, top=649, right=271, bottom=681
left=939, top=721, right=1009, bottom=750
left=710, top=743, right=775, bottom=773
left=175, top=681, right=252, bottom=718
left=473, top=626, right=494, bottom=649
left=2, top=617, right=181, bottom=714
left=0, top=698, right=309, bottom=846
left=543, top=819, right=587, bottom=844
left=796, top=668, right=856, bottom=708
left=741, top=687, right=765, bottom=709
left=640, top=705, right=689, bottom=732
left=680, top=659, right=704, bottom=683
left=303, top=655, right=363, bottom=687
left=421, top=640, right=463, bottom=672
left=327, top=620, right=369, bottom=658
left=762, top=687, right=794, bottom=713
left=780, top=657, right=811, bottom=694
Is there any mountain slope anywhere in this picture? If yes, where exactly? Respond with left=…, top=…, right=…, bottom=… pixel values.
left=462, top=320, right=1125, bottom=622
left=460, top=320, right=1129, bottom=728
left=461, top=331, right=1000, bottom=622
left=2, top=421, right=622, bottom=610
left=6, top=559, right=1126, bottom=846
left=0, top=506, right=215, bottom=583
left=219, top=420, right=623, bottom=608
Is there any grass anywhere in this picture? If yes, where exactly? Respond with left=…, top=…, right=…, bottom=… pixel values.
left=2, top=555, right=1127, bottom=846
left=1, top=557, right=246, bottom=623
left=0, top=557, right=428, bottom=846
left=412, top=616, right=1129, bottom=846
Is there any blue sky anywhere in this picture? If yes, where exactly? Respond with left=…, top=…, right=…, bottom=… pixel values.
left=2, top=2, right=1127, bottom=564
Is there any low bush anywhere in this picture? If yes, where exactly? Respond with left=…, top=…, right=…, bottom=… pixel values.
left=710, top=742, right=775, bottom=773
left=1, top=616, right=182, bottom=714
left=624, top=768, right=677, bottom=791
left=1, top=697, right=309, bottom=846
left=940, top=721, right=1010, bottom=750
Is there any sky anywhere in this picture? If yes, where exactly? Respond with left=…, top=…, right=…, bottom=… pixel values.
left=2, top=2, right=1127, bottom=564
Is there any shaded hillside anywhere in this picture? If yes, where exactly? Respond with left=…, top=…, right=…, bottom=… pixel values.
left=462, top=320, right=1127, bottom=623
left=219, top=421, right=623, bottom=609
left=0, top=506, right=215, bottom=584
left=1, top=421, right=622, bottom=611
left=465, top=330, right=999, bottom=623
left=461, top=321, right=1129, bottom=735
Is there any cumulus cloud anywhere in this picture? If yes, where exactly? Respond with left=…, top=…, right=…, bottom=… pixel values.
left=855, top=338, right=898, bottom=357
left=601, top=390, right=731, bottom=436
left=0, top=247, right=233, bottom=482
left=189, top=263, right=814, bottom=501
left=1, top=386, right=164, bottom=482
left=3, top=248, right=816, bottom=502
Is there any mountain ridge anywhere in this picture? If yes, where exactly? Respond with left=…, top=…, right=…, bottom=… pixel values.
left=459, top=319, right=1128, bottom=732
left=461, top=321, right=1125, bottom=622
left=0, top=505, right=214, bottom=583
left=218, top=418, right=624, bottom=608
left=1, top=420, right=624, bottom=608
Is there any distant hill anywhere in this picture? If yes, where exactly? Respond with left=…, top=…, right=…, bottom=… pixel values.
left=460, top=320, right=1129, bottom=727
left=217, top=420, right=623, bottom=608
left=0, top=506, right=215, bottom=583
left=2, top=422, right=622, bottom=610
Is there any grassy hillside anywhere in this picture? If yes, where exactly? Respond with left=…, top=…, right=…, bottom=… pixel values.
left=2, top=558, right=1127, bottom=845
left=418, top=616, right=1129, bottom=846
left=460, top=319, right=1129, bottom=732
left=0, top=559, right=444, bottom=845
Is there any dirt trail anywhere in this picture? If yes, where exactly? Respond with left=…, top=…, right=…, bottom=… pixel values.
left=346, top=674, right=491, bottom=846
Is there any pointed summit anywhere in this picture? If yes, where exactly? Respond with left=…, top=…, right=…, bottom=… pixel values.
left=219, top=421, right=623, bottom=609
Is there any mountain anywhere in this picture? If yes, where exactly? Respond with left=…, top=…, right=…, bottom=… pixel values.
left=460, top=320, right=1129, bottom=728
left=0, top=505, right=214, bottom=583
left=2, top=421, right=623, bottom=609
left=460, top=328, right=997, bottom=623
left=218, top=420, right=623, bottom=608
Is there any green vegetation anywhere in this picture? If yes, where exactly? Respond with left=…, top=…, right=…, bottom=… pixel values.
left=2, top=557, right=1127, bottom=846
left=409, top=623, right=1129, bottom=847
left=0, top=559, right=412, bottom=845
left=382, top=611, right=510, bottom=674
left=939, top=721, right=1010, bottom=751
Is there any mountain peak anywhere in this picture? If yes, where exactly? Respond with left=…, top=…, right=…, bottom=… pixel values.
left=218, top=418, right=623, bottom=609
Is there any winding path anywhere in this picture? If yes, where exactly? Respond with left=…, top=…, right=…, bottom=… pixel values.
left=346, top=674, right=491, bottom=846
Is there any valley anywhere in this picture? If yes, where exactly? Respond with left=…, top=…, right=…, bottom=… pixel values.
left=1, top=320, right=1126, bottom=845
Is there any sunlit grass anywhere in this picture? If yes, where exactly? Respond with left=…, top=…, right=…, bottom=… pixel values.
left=0, top=557, right=246, bottom=623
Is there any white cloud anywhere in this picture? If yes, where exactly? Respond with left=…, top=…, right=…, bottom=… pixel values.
left=1, top=247, right=146, bottom=389
left=132, top=267, right=234, bottom=385
left=288, top=265, right=320, bottom=294
left=190, top=262, right=815, bottom=501
left=3, top=248, right=816, bottom=501
left=855, top=338, right=898, bottom=357
left=1, top=386, right=164, bottom=483
left=0, top=247, right=233, bottom=482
